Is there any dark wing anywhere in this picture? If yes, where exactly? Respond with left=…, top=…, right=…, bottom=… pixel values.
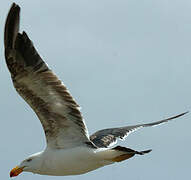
left=4, top=3, right=90, bottom=149
left=90, top=112, right=188, bottom=148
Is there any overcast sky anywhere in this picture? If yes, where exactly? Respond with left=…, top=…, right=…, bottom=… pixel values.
left=1, top=0, right=191, bottom=180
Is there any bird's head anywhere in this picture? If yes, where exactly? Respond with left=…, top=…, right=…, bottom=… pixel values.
left=10, top=153, right=42, bottom=177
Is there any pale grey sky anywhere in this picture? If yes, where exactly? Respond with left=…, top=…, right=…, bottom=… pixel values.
left=1, top=0, right=191, bottom=179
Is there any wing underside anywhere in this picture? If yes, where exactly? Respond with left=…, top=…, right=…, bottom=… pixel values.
left=4, top=3, right=90, bottom=149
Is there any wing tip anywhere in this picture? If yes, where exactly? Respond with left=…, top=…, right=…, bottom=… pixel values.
left=181, top=111, right=189, bottom=115
left=166, top=111, right=189, bottom=121
left=4, top=3, right=21, bottom=49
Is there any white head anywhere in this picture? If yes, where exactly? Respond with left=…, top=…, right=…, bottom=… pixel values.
left=10, top=152, right=43, bottom=177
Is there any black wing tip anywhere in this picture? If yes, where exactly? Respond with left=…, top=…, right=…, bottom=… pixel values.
left=11, top=2, right=20, bottom=9
left=8, top=3, right=20, bottom=13
left=166, top=111, right=189, bottom=121
left=4, top=3, right=21, bottom=48
left=180, top=111, right=189, bottom=116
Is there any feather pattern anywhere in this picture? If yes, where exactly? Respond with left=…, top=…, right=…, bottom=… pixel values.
left=4, top=3, right=90, bottom=149
left=90, top=112, right=188, bottom=148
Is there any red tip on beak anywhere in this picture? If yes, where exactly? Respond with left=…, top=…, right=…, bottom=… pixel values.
left=10, top=166, right=24, bottom=177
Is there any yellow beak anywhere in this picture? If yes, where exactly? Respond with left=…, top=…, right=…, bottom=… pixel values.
left=10, top=166, right=24, bottom=177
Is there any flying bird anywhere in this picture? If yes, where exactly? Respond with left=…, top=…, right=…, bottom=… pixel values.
left=4, top=3, right=188, bottom=177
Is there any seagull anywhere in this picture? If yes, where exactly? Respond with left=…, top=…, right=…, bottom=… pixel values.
left=5, top=3, right=188, bottom=178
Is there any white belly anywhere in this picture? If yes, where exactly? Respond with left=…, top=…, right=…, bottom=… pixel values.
left=33, top=146, right=113, bottom=176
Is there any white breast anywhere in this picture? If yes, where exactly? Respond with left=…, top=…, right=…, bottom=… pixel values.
left=33, top=146, right=112, bottom=176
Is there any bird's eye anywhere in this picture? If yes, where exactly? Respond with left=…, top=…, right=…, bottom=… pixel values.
left=26, top=158, right=32, bottom=162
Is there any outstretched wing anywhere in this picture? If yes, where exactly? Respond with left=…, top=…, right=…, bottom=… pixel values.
left=90, top=112, right=188, bottom=148
left=4, top=3, right=90, bottom=149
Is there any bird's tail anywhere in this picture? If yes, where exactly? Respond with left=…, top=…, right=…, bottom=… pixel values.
left=110, top=146, right=152, bottom=162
